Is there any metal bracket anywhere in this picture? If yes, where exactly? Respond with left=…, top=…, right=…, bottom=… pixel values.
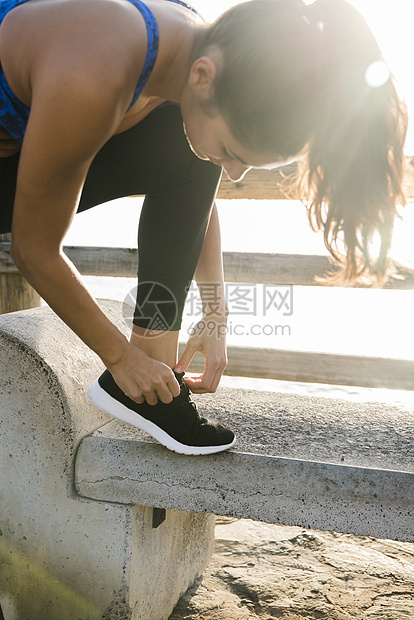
left=152, top=507, right=166, bottom=529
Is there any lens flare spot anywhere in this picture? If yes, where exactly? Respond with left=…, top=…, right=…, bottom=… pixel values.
left=365, top=61, right=391, bottom=88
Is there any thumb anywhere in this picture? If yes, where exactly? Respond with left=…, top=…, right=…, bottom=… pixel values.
left=174, top=341, right=198, bottom=373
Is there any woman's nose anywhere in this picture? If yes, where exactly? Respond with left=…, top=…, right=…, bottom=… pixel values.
left=222, top=161, right=251, bottom=182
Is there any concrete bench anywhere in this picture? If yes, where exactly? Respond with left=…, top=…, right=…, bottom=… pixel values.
left=0, top=302, right=214, bottom=620
left=1, top=301, right=413, bottom=619
left=76, top=387, right=414, bottom=543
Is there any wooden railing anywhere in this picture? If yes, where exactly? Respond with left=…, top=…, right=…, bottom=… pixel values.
left=1, top=159, right=414, bottom=389
left=1, top=245, right=414, bottom=288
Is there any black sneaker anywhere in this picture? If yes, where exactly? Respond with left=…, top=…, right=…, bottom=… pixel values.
left=87, top=370, right=236, bottom=456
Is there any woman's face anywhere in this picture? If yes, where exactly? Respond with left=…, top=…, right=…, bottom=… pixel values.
left=181, top=103, right=278, bottom=182
left=180, top=55, right=280, bottom=181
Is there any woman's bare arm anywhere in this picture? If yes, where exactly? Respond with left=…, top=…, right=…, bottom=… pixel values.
left=9, top=6, right=180, bottom=404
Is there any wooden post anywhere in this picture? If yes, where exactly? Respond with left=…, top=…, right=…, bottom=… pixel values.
left=0, top=234, right=41, bottom=314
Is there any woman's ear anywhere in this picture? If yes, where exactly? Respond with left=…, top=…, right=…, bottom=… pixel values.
left=188, top=51, right=222, bottom=98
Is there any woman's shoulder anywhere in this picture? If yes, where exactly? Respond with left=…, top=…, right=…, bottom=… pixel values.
left=1, top=0, right=150, bottom=57
left=0, top=0, right=150, bottom=106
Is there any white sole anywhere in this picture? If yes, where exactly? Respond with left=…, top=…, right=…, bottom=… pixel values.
left=87, top=379, right=236, bottom=456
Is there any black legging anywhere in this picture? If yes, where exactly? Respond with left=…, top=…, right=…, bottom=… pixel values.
left=0, top=105, right=222, bottom=330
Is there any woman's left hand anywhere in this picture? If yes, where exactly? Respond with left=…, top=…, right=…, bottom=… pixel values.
left=174, top=315, right=228, bottom=393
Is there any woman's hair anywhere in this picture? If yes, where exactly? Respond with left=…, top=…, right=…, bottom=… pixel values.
left=201, top=0, right=408, bottom=283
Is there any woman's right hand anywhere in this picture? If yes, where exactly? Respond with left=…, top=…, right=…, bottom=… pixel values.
left=105, top=342, right=180, bottom=405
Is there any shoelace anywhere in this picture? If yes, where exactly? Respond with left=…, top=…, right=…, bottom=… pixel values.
left=172, top=374, right=203, bottom=424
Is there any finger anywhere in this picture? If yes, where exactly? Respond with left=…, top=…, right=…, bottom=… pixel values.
left=183, top=373, right=203, bottom=390
left=185, top=372, right=220, bottom=394
left=169, top=375, right=181, bottom=398
left=187, top=360, right=226, bottom=394
left=144, top=389, right=159, bottom=406
left=130, top=395, right=146, bottom=404
left=111, top=372, right=145, bottom=404
left=174, top=342, right=198, bottom=374
left=185, top=372, right=215, bottom=393
left=195, top=357, right=220, bottom=391
left=156, top=375, right=180, bottom=403
left=208, top=366, right=225, bottom=393
left=122, top=384, right=146, bottom=404
left=209, top=355, right=228, bottom=392
left=187, top=381, right=211, bottom=394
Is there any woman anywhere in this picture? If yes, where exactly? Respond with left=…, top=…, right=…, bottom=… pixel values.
left=0, top=0, right=407, bottom=454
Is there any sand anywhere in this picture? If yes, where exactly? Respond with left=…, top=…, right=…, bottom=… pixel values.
left=170, top=517, right=414, bottom=620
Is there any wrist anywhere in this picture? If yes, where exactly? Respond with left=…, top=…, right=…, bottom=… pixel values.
left=196, top=282, right=227, bottom=319
left=202, top=308, right=229, bottom=323
left=97, top=329, right=130, bottom=369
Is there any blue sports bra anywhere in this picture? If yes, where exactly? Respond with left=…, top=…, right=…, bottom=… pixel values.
left=0, top=0, right=198, bottom=143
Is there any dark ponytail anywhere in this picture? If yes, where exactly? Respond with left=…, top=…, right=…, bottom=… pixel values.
left=300, top=0, right=408, bottom=283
